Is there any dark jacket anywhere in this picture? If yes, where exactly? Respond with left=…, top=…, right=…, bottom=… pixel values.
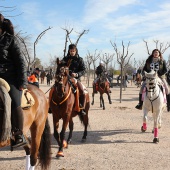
left=142, top=58, right=167, bottom=77
left=63, top=54, right=86, bottom=79
left=95, top=65, right=105, bottom=76
left=0, top=32, right=27, bottom=88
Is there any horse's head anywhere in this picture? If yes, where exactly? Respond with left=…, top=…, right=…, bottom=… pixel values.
left=99, top=72, right=107, bottom=83
left=55, top=58, right=70, bottom=97
left=144, top=70, right=158, bottom=96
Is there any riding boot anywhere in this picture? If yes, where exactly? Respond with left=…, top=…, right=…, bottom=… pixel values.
left=11, top=107, right=27, bottom=148
left=135, top=94, right=143, bottom=110
left=79, top=94, right=86, bottom=116
left=77, top=81, right=86, bottom=116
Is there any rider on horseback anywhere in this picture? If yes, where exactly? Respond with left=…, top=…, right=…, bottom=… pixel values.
left=0, top=14, right=27, bottom=147
left=93, top=61, right=111, bottom=93
left=62, top=44, right=86, bottom=116
left=135, top=49, right=170, bottom=111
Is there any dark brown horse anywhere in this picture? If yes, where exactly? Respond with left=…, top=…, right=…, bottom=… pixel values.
left=91, top=72, right=112, bottom=110
left=0, top=84, right=51, bottom=170
left=49, top=58, right=90, bottom=157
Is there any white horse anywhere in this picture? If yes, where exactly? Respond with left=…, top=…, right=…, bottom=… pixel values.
left=141, top=70, right=166, bottom=143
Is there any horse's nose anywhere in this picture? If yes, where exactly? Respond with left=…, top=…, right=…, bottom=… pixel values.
left=149, top=83, right=153, bottom=86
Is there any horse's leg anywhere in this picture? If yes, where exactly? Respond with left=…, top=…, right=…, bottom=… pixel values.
left=57, top=116, right=70, bottom=157
left=141, top=107, right=148, bottom=132
left=53, top=117, right=60, bottom=146
left=82, top=111, right=89, bottom=142
left=100, top=94, right=105, bottom=110
left=67, top=117, right=74, bottom=144
left=29, top=122, right=46, bottom=168
left=23, top=145, right=31, bottom=170
left=153, top=112, right=160, bottom=143
left=91, top=92, right=94, bottom=105
left=107, top=92, right=112, bottom=104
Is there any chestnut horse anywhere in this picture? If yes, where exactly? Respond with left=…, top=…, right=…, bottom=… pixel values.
left=91, top=72, right=112, bottom=110
left=0, top=84, right=51, bottom=170
left=49, top=58, right=90, bottom=157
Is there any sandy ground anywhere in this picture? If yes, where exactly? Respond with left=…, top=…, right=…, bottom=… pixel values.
left=1, top=78, right=170, bottom=170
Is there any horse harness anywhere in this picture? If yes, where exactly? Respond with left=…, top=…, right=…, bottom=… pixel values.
left=145, top=81, right=161, bottom=113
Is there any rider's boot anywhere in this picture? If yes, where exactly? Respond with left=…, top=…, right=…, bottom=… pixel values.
left=77, top=81, right=86, bottom=116
left=135, top=94, right=143, bottom=110
left=11, top=107, right=28, bottom=148
left=79, top=94, right=86, bottom=116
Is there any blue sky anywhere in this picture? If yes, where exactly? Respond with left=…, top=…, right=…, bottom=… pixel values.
left=1, top=0, right=170, bottom=67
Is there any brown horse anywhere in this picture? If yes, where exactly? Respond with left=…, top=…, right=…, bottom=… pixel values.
left=91, top=72, right=112, bottom=110
left=0, top=84, right=51, bottom=170
left=135, top=73, right=142, bottom=88
left=40, top=70, right=46, bottom=84
left=49, top=58, right=90, bottom=157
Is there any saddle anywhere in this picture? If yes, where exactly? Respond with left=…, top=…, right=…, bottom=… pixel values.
left=21, top=89, right=35, bottom=110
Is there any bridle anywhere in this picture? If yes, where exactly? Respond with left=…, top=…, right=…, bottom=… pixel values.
left=145, top=76, right=161, bottom=113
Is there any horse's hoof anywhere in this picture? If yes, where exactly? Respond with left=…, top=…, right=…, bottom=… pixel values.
left=81, top=138, right=86, bottom=143
left=67, top=139, right=71, bottom=144
left=56, top=151, right=64, bottom=157
left=153, top=138, right=159, bottom=144
left=103, top=108, right=105, bottom=110
left=141, top=126, right=147, bottom=132
left=152, top=130, right=154, bottom=133
left=109, top=102, right=112, bottom=104
left=91, top=102, right=94, bottom=105
left=63, top=140, right=68, bottom=148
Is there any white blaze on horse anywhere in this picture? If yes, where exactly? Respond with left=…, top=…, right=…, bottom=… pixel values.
left=141, top=70, right=166, bottom=143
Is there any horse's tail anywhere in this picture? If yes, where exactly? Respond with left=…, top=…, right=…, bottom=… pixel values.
left=39, top=118, right=51, bottom=170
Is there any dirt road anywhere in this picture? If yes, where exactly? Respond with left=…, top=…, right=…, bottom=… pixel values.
left=1, top=80, right=170, bottom=170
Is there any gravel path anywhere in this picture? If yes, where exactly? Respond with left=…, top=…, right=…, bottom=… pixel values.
left=1, top=80, right=170, bottom=170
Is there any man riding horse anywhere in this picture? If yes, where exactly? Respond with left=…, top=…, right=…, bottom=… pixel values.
left=135, top=49, right=170, bottom=111
left=93, top=61, right=111, bottom=93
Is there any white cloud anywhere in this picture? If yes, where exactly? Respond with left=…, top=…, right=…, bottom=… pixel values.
left=83, top=0, right=139, bottom=24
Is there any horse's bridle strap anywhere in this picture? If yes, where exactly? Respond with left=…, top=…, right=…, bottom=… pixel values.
left=52, top=87, right=72, bottom=106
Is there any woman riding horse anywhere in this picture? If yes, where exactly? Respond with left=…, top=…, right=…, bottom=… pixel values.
left=135, top=49, right=170, bottom=111
left=0, top=14, right=27, bottom=147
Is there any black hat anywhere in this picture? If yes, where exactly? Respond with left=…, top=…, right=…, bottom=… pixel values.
left=35, top=68, right=40, bottom=71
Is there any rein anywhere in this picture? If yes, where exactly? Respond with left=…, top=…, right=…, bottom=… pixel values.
left=52, top=87, right=72, bottom=106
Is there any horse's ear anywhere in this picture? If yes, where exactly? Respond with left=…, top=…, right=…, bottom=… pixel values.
left=67, top=59, right=72, bottom=67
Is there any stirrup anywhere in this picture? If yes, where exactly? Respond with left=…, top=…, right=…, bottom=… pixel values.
left=12, top=134, right=28, bottom=148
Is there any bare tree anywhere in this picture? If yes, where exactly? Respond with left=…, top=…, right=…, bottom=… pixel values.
left=143, top=39, right=170, bottom=55
left=100, top=53, right=114, bottom=71
left=16, top=27, right=52, bottom=70
left=62, top=26, right=89, bottom=57
left=85, top=51, right=93, bottom=87
left=110, top=40, right=134, bottom=103
left=90, top=49, right=101, bottom=79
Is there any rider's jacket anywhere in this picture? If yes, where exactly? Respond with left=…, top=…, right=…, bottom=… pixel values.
left=95, top=65, right=106, bottom=77
left=142, top=58, right=167, bottom=78
left=0, top=32, right=27, bottom=88
left=63, top=54, right=86, bottom=79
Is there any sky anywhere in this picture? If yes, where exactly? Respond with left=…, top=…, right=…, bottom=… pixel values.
left=1, top=0, right=170, bottom=68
